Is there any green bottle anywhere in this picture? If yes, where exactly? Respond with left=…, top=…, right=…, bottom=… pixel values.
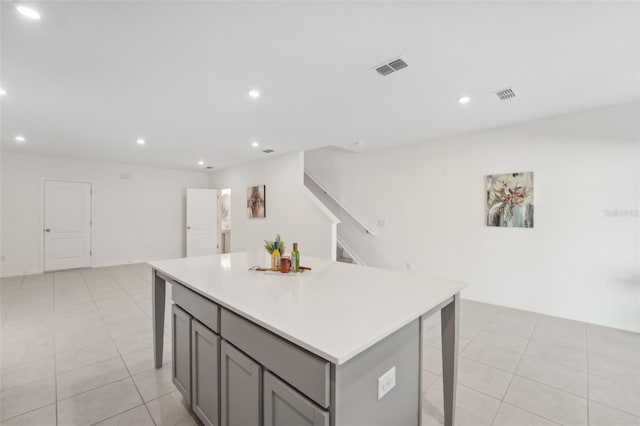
left=291, top=242, right=300, bottom=273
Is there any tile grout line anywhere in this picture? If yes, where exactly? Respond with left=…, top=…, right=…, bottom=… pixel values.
left=50, top=273, right=59, bottom=426
left=106, top=267, right=154, bottom=321
left=101, top=267, right=159, bottom=426
left=0, top=273, right=26, bottom=328
left=73, top=269, right=142, bottom=423
left=497, top=401, right=565, bottom=426
left=491, top=316, right=594, bottom=426
left=585, top=323, right=590, bottom=426
left=444, top=344, right=592, bottom=401
left=488, top=313, right=540, bottom=426
left=87, top=403, right=147, bottom=426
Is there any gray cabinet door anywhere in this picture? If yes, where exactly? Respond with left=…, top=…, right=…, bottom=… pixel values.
left=192, top=320, right=220, bottom=426
left=221, top=340, right=262, bottom=426
left=264, top=372, right=329, bottom=426
left=172, top=304, right=191, bottom=404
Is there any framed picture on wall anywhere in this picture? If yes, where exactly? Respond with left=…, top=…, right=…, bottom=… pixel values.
left=247, top=185, right=266, bottom=218
left=486, top=172, right=534, bottom=228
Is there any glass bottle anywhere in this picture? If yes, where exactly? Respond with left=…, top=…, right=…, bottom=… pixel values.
left=271, top=242, right=280, bottom=271
left=291, top=242, right=300, bottom=273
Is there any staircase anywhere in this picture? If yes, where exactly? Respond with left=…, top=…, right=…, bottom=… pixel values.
left=335, top=236, right=365, bottom=264
left=336, top=245, right=354, bottom=264
left=303, top=171, right=372, bottom=265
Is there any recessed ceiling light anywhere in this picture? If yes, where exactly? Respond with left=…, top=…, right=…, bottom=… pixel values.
left=248, top=89, right=260, bottom=99
left=458, top=96, right=471, bottom=104
left=15, top=135, right=25, bottom=142
left=136, top=138, right=145, bottom=145
left=0, top=88, right=6, bottom=95
left=198, top=161, right=204, bottom=166
left=16, top=5, right=41, bottom=20
left=251, top=141, right=260, bottom=148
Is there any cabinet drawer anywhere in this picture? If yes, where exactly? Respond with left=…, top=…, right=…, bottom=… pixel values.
left=221, top=309, right=330, bottom=409
left=172, top=282, right=219, bottom=333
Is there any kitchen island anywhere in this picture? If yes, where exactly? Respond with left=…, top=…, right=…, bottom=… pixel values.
left=150, top=252, right=466, bottom=426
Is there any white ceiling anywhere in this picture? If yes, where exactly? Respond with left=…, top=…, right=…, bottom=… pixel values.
left=1, top=1, right=639, bottom=170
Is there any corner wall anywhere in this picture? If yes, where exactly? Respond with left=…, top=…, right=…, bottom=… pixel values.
left=0, top=151, right=210, bottom=276
left=209, top=151, right=336, bottom=261
left=306, top=102, right=640, bottom=332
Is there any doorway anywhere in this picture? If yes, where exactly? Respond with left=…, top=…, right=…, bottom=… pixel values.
left=43, top=180, right=92, bottom=272
left=186, top=188, right=218, bottom=257
left=219, top=188, right=231, bottom=254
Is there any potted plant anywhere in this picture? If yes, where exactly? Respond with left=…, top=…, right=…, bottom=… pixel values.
left=264, top=234, right=285, bottom=255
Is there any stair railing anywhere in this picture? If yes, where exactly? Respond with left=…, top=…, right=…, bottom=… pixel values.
left=304, top=172, right=376, bottom=236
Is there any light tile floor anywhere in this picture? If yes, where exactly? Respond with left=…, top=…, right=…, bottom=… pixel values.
left=0, top=264, right=638, bottom=426
left=421, top=300, right=640, bottom=426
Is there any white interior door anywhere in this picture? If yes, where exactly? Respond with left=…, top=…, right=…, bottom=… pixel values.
left=187, top=189, right=218, bottom=257
left=44, top=180, right=92, bottom=271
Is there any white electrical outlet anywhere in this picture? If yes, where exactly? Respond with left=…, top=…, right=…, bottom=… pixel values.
left=406, top=262, right=413, bottom=270
left=377, top=366, right=396, bottom=400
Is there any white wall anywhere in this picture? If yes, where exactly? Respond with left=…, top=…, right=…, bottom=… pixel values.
left=306, top=102, right=640, bottom=332
left=210, top=151, right=336, bottom=261
left=1, top=151, right=210, bottom=276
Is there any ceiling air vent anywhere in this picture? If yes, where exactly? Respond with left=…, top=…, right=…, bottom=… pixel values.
left=493, top=88, right=516, bottom=101
left=262, top=149, right=275, bottom=154
left=374, top=57, right=408, bottom=76
left=375, top=64, right=394, bottom=76
left=388, top=58, right=408, bottom=71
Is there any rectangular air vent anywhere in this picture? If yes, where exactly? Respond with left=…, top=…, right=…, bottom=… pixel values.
left=374, top=57, right=408, bottom=77
left=388, top=59, right=408, bottom=71
left=493, top=88, right=516, bottom=101
left=262, top=149, right=275, bottom=154
left=375, top=65, right=394, bottom=76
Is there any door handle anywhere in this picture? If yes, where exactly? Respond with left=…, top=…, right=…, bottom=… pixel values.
left=187, top=226, right=191, bottom=230
left=45, top=229, right=51, bottom=232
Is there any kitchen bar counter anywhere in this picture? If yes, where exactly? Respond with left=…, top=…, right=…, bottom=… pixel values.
left=150, top=252, right=466, bottom=426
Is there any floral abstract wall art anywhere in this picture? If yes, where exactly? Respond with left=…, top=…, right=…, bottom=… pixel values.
left=486, top=172, right=534, bottom=228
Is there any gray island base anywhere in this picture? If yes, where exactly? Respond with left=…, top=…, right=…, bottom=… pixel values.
left=150, top=253, right=464, bottom=426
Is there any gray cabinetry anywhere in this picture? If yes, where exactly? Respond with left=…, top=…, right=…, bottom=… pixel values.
left=220, top=309, right=330, bottom=408
left=172, top=304, right=192, bottom=404
left=192, top=320, right=220, bottom=426
left=264, top=372, right=329, bottom=426
left=220, top=340, right=262, bottom=426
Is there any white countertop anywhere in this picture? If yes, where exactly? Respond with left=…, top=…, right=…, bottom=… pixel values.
left=150, top=252, right=466, bottom=365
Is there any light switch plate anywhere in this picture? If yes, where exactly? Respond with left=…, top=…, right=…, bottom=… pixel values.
left=377, top=366, right=396, bottom=400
